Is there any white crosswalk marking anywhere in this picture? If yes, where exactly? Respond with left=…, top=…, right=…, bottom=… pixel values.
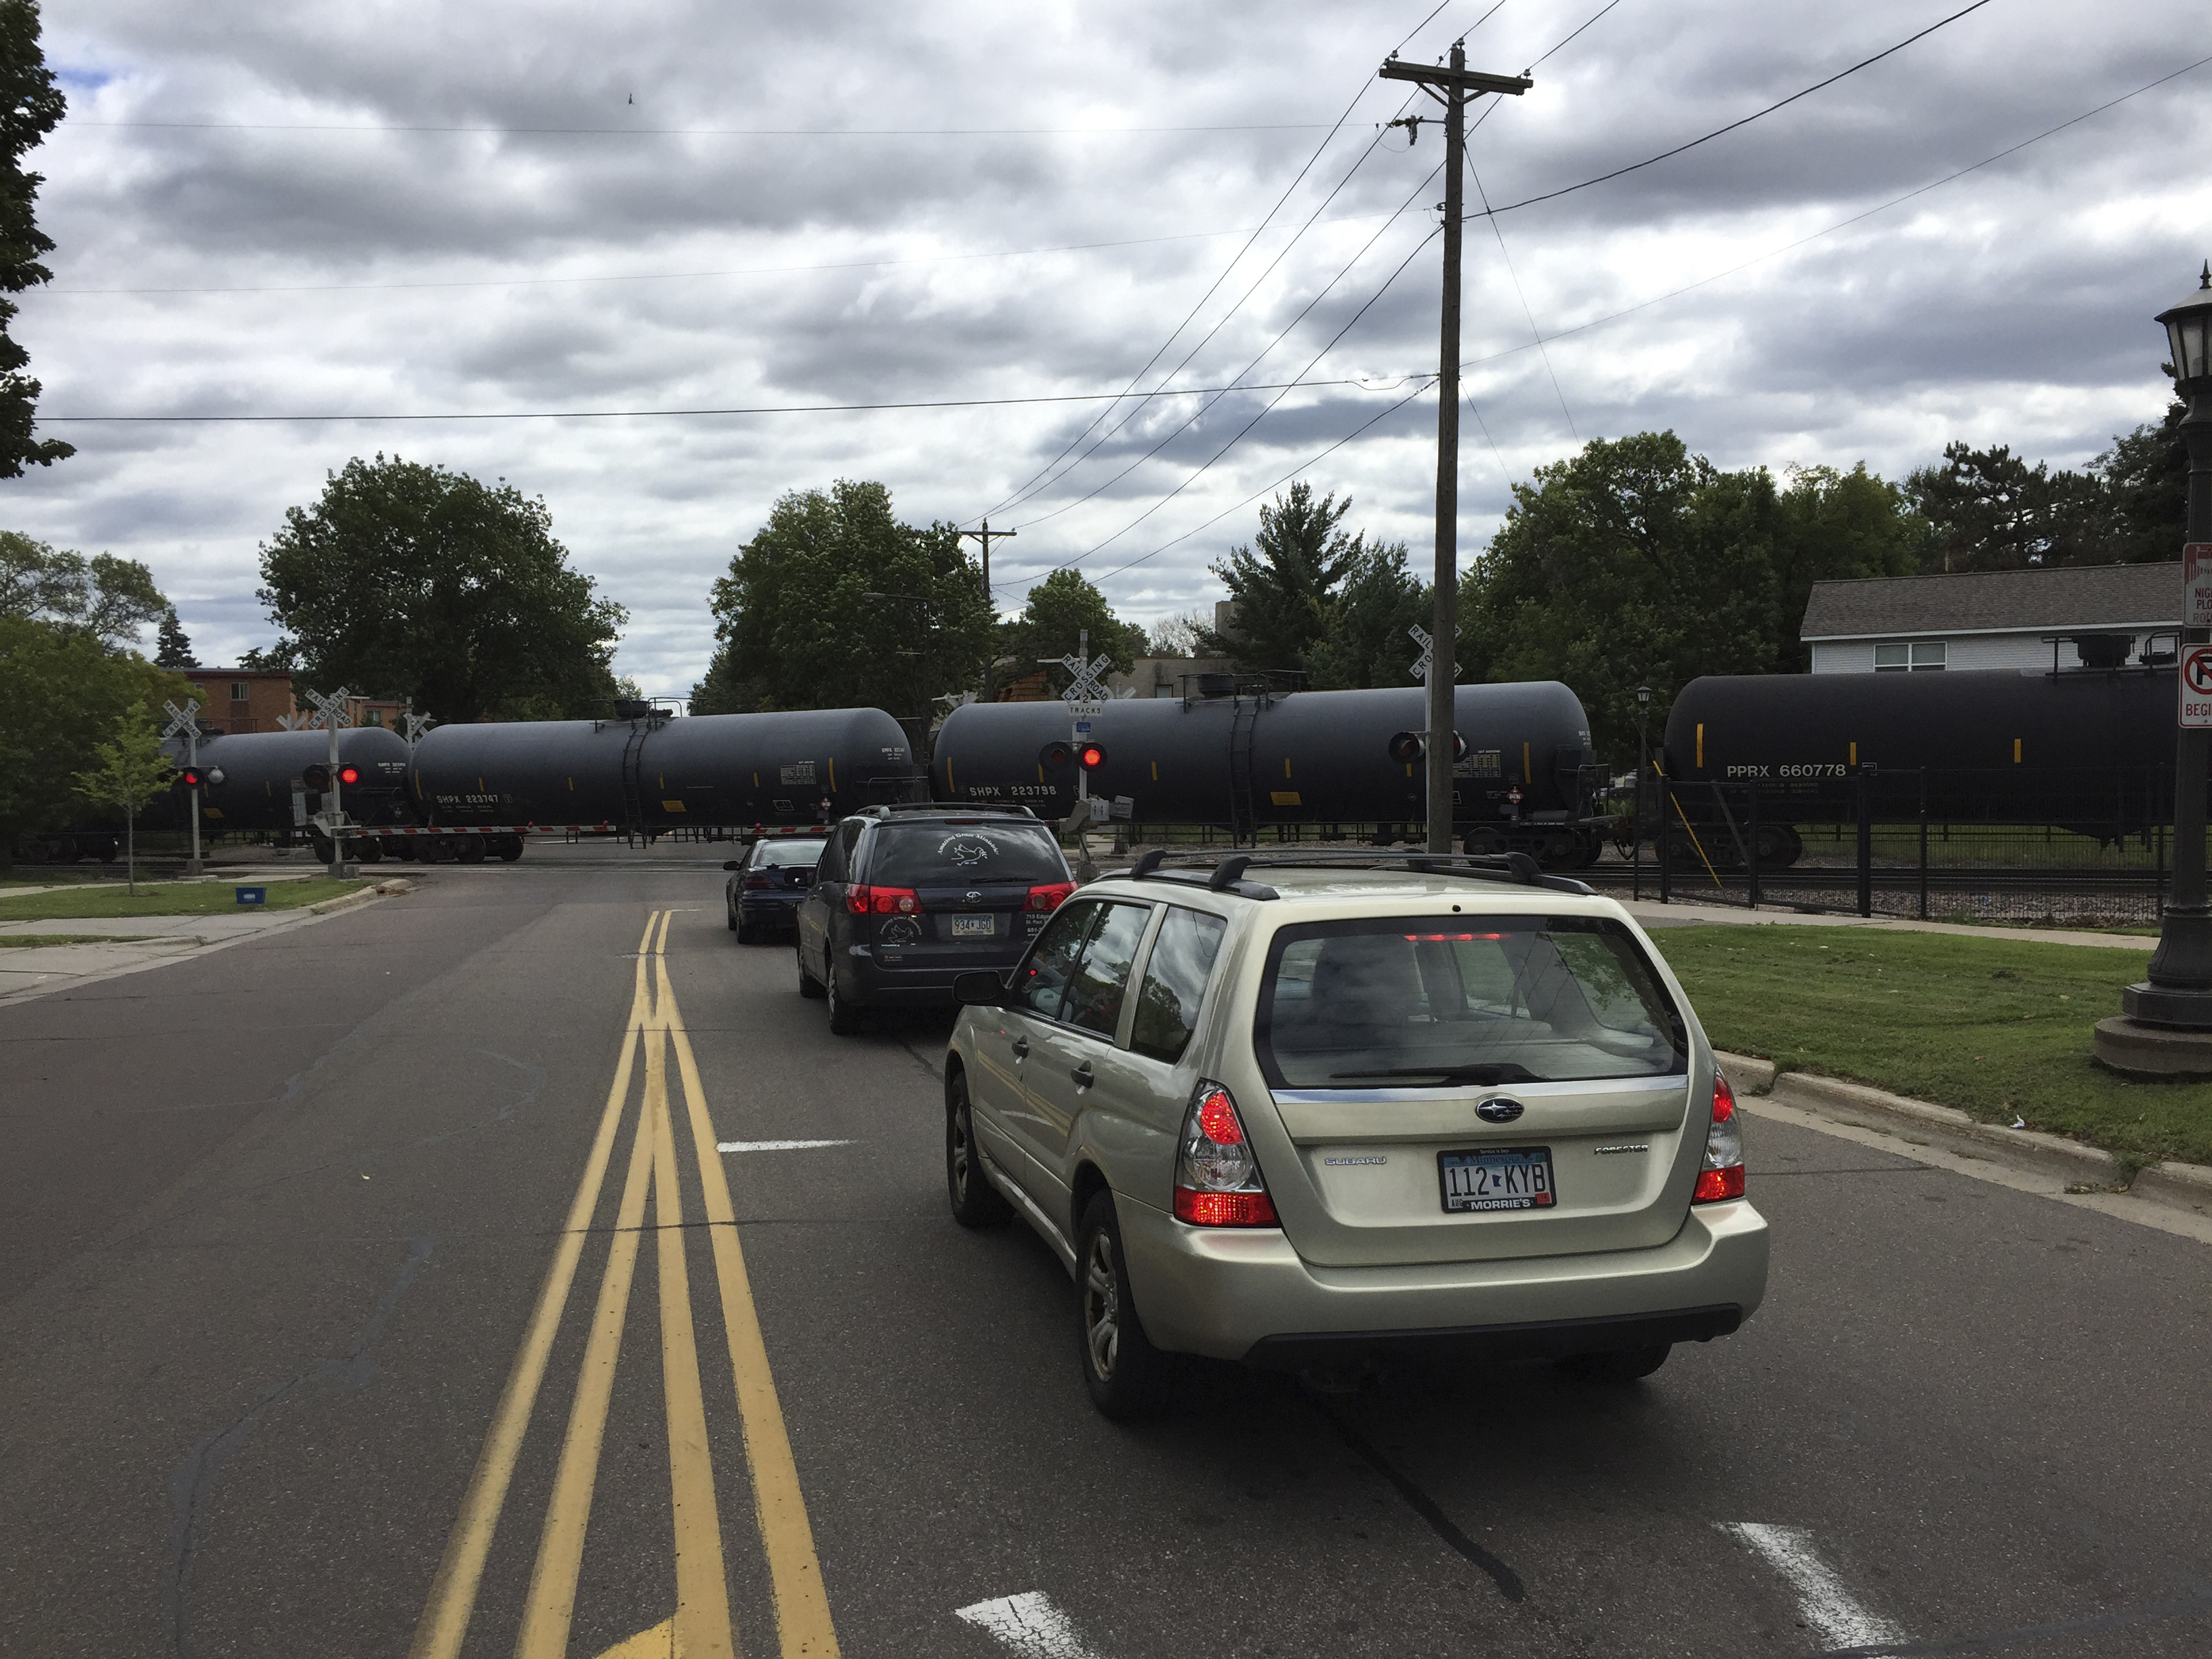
left=1720, top=1522, right=1908, bottom=1654
left=954, top=1591, right=1108, bottom=1659
left=714, top=1139, right=853, bottom=1152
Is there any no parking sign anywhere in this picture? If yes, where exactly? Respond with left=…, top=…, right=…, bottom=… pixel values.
left=2180, top=644, right=2212, bottom=728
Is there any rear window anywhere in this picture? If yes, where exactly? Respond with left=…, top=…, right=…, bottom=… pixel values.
left=1254, top=916, right=1687, bottom=1089
left=865, top=821, right=1067, bottom=886
left=756, top=839, right=825, bottom=867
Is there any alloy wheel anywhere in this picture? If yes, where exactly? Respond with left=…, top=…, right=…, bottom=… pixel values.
left=1082, top=1229, right=1120, bottom=1380
left=951, top=1101, right=974, bottom=1201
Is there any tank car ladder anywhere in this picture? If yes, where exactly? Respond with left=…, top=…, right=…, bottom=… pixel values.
left=1227, top=694, right=1258, bottom=846
left=618, top=722, right=649, bottom=846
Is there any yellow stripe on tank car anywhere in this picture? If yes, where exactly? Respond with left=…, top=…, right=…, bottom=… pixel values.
left=2014, top=737, right=2022, bottom=763
left=946, top=761, right=956, bottom=794
left=828, top=758, right=836, bottom=792
left=1696, top=724, right=1704, bottom=769
left=1284, top=757, right=1292, bottom=779
left=1849, top=741, right=1858, bottom=766
left=1522, top=742, right=1531, bottom=784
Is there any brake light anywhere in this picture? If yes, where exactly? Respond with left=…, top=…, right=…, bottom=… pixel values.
left=1173, top=1083, right=1277, bottom=1227
left=1026, top=882, right=1075, bottom=913
left=845, top=884, right=922, bottom=916
left=743, top=873, right=772, bottom=890
left=1693, top=1071, right=1745, bottom=1203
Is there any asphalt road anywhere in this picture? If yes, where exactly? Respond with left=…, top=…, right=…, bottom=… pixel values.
left=3, top=856, right=2209, bottom=1659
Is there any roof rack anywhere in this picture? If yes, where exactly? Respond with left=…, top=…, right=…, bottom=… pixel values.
left=855, top=802, right=1038, bottom=819
left=1116, top=848, right=1595, bottom=899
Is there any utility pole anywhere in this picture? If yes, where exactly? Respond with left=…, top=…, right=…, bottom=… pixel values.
left=1380, top=41, right=1530, bottom=853
left=958, top=520, right=1015, bottom=702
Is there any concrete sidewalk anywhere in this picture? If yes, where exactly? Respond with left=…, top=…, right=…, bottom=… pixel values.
left=0, top=882, right=407, bottom=1004
left=1620, top=895, right=2154, bottom=951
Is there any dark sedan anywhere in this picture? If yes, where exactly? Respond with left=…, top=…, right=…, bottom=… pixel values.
left=724, top=834, right=829, bottom=943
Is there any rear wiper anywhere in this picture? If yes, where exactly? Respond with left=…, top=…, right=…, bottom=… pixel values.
left=1329, top=1062, right=1539, bottom=1085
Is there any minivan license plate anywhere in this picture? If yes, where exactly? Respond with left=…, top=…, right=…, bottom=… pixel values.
left=1438, top=1147, right=1554, bottom=1212
left=952, top=914, right=994, bottom=938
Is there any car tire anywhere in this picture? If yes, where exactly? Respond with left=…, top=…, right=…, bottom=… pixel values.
left=727, top=895, right=739, bottom=932
left=824, top=969, right=863, bottom=1035
left=796, top=941, right=825, bottom=998
left=1557, top=1343, right=1671, bottom=1384
left=946, top=1073, right=1011, bottom=1228
left=1076, top=1191, right=1171, bottom=1419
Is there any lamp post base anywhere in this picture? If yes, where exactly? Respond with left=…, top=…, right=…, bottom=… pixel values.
left=2093, top=1011, right=2212, bottom=1079
left=2118, top=979, right=2212, bottom=1027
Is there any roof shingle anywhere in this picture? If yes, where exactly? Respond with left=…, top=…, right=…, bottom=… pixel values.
left=1800, top=562, right=2180, bottom=640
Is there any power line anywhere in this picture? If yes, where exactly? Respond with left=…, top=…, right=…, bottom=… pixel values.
left=1086, top=378, right=1437, bottom=586
left=66, top=118, right=1342, bottom=138
left=973, top=0, right=1511, bottom=527
left=1467, top=155, right=1576, bottom=439
left=39, top=375, right=1393, bottom=424
left=1006, top=158, right=1445, bottom=533
left=1473, top=0, right=1997, bottom=220
left=1524, top=0, right=1624, bottom=72
left=1461, top=49, right=2212, bottom=373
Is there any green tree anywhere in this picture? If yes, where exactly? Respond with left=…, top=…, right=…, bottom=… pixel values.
left=0, top=1, right=66, bottom=476
left=1768, top=464, right=1927, bottom=670
left=1000, top=568, right=1147, bottom=695
left=1303, top=539, right=1429, bottom=690
left=1904, top=443, right=2120, bottom=571
left=0, top=619, right=190, bottom=867
left=697, top=479, right=997, bottom=726
left=255, top=455, right=628, bottom=723
left=2095, top=398, right=2188, bottom=562
left=1197, top=483, right=1368, bottom=676
left=154, top=607, right=194, bottom=668
left=0, top=532, right=168, bottom=649
left=73, top=706, right=173, bottom=893
left=1461, top=433, right=1925, bottom=761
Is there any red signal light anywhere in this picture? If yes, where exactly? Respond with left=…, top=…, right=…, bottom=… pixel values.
left=337, top=765, right=360, bottom=786
left=178, top=766, right=203, bottom=787
left=1078, top=743, right=1107, bottom=769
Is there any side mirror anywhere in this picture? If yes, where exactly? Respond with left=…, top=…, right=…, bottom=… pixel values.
left=722, top=859, right=742, bottom=871
left=954, top=970, right=1007, bottom=1008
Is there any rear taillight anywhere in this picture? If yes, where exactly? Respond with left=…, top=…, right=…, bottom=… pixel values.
left=1693, top=1071, right=1745, bottom=1203
left=1026, top=881, right=1075, bottom=913
left=845, top=884, right=923, bottom=916
left=743, top=873, right=772, bottom=890
left=1173, top=1082, right=1277, bottom=1227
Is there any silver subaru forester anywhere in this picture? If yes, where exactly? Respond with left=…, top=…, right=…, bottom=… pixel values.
left=944, top=850, right=1768, bottom=1417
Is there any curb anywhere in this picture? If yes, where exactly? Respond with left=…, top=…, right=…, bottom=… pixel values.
left=1713, top=1048, right=2212, bottom=1221
left=308, top=878, right=413, bottom=918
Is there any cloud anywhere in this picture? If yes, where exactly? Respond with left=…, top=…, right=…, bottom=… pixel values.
left=13, top=0, right=2206, bottom=689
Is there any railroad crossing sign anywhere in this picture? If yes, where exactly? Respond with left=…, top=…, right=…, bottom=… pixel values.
left=1408, top=623, right=1459, bottom=682
left=1068, top=699, right=1104, bottom=720
left=402, top=710, right=436, bottom=747
left=2186, top=543, right=2212, bottom=628
left=2180, top=644, right=2212, bottom=727
left=160, top=697, right=201, bottom=743
left=1048, top=654, right=1113, bottom=704
left=305, top=685, right=353, bottom=731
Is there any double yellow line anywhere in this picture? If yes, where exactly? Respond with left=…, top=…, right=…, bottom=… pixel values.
left=408, top=911, right=838, bottom=1659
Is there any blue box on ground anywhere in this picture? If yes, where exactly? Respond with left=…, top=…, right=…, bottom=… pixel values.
left=235, top=885, right=266, bottom=905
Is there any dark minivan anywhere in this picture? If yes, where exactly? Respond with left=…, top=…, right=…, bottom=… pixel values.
left=794, top=805, right=1074, bottom=1034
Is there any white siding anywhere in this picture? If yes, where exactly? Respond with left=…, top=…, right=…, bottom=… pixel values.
left=1808, top=632, right=2152, bottom=674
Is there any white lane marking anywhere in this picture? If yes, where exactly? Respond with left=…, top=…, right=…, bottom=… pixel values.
left=716, top=1139, right=854, bottom=1153
left=1720, top=1523, right=1908, bottom=1654
left=953, top=1591, right=1107, bottom=1659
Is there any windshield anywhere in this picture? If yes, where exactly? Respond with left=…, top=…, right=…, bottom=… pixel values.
left=1254, top=915, right=1687, bottom=1089
left=864, top=821, right=1067, bottom=886
left=755, top=839, right=826, bottom=867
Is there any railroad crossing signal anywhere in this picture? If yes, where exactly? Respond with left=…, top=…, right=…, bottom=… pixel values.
left=162, top=699, right=207, bottom=875
left=1407, top=623, right=1459, bottom=682
left=160, top=697, right=201, bottom=743
left=2180, top=644, right=2212, bottom=727
left=403, top=708, right=436, bottom=747
left=1048, top=653, right=1113, bottom=704
left=305, top=685, right=354, bottom=731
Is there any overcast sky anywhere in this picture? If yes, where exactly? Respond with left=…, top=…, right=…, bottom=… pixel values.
left=14, top=0, right=2210, bottom=694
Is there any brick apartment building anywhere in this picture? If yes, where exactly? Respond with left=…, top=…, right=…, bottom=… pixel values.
left=179, top=668, right=298, bottom=734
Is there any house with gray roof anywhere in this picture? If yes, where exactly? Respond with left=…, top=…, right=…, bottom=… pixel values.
left=1800, top=562, right=2181, bottom=674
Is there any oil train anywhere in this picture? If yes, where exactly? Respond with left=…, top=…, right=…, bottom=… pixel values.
left=1656, top=665, right=2182, bottom=867
left=24, top=665, right=2184, bottom=869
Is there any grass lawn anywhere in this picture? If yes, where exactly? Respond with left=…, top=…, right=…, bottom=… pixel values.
left=1648, top=924, right=2212, bottom=1170
left=0, top=878, right=364, bottom=922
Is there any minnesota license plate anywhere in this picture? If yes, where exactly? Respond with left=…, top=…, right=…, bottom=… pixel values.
left=1438, top=1147, right=1555, bottom=1212
left=951, top=914, right=994, bottom=937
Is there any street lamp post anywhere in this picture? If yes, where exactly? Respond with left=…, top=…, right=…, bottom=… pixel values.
left=2096, top=263, right=2212, bottom=1076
